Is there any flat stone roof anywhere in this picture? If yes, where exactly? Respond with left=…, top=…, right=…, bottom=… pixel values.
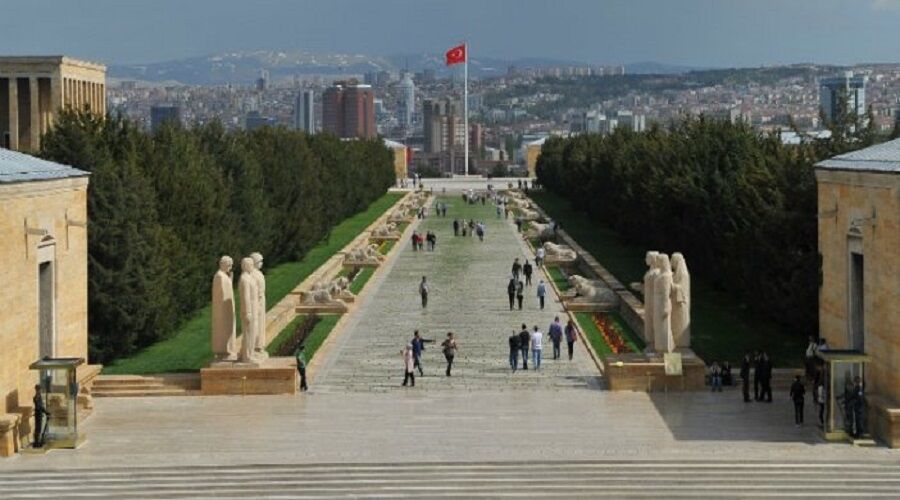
left=816, top=137, right=900, bottom=174
left=0, top=148, right=89, bottom=184
left=0, top=55, right=106, bottom=71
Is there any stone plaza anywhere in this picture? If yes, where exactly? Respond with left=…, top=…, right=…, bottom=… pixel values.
left=3, top=181, right=899, bottom=498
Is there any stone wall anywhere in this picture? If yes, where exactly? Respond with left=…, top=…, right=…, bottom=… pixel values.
left=816, top=169, right=900, bottom=446
left=0, top=177, right=90, bottom=454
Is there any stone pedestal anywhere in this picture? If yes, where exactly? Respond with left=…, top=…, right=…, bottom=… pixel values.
left=200, top=357, right=297, bottom=396
left=603, top=349, right=707, bottom=392
left=868, top=394, right=900, bottom=448
left=0, top=414, right=19, bottom=457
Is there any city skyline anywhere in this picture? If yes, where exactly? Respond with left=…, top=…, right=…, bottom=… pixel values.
left=3, top=0, right=900, bottom=68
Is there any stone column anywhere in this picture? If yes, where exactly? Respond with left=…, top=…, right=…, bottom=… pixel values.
left=50, top=77, right=62, bottom=128
left=100, top=83, right=106, bottom=115
left=7, top=78, right=19, bottom=150
left=29, top=77, right=40, bottom=151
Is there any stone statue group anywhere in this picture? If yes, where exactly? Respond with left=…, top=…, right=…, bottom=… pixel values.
left=643, top=251, right=691, bottom=353
left=211, top=252, right=269, bottom=363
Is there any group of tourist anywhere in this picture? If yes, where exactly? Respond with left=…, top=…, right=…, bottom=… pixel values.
left=452, top=219, right=486, bottom=240
left=401, top=330, right=458, bottom=386
left=506, top=317, right=578, bottom=372
left=410, top=231, right=436, bottom=252
left=434, top=201, right=448, bottom=217
left=506, top=257, right=548, bottom=310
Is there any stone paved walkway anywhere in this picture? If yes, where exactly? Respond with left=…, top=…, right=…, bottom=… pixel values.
left=313, top=196, right=600, bottom=392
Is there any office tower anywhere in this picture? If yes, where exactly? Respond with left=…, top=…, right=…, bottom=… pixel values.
left=256, top=69, right=270, bottom=91
left=398, top=73, right=415, bottom=129
left=322, top=80, right=375, bottom=139
left=820, top=71, right=867, bottom=124
left=150, top=105, right=181, bottom=132
left=293, top=89, right=315, bottom=132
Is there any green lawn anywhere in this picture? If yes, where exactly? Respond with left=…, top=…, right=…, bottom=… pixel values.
left=265, top=314, right=342, bottom=362
left=103, top=192, right=403, bottom=374
left=349, top=267, right=375, bottom=295
left=266, top=315, right=308, bottom=356
left=532, top=191, right=803, bottom=367
left=547, top=266, right=570, bottom=292
left=303, top=315, right=342, bottom=362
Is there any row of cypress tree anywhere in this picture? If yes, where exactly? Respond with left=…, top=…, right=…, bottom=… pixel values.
left=40, top=112, right=394, bottom=363
left=536, top=117, right=871, bottom=337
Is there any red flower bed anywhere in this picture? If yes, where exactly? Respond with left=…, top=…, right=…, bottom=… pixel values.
left=592, top=314, right=634, bottom=354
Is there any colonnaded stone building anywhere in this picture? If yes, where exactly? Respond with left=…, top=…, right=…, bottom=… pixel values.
left=0, top=56, right=106, bottom=152
left=816, top=138, right=900, bottom=447
left=0, top=149, right=91, bottom=456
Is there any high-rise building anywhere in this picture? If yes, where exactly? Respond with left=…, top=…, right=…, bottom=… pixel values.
left=0, top=56, right=106, bottom=152
left=397, top=73, right=415, bottom=129
left=422, top=97, right=464, bottom=154
left=322, top=81, right=375, bottom=139
left=293, top=89, right=315, bottom=132
left=255, top=69, right=270, bottom=91
left=150, top=105, right=181, bottom=132
left=820, top=72, right=867, bottom=124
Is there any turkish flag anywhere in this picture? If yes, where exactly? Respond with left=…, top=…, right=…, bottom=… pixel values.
left=445, top=44, right=466, bottom=66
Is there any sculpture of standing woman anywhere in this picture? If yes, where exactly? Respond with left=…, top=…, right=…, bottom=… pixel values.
left=250, top=252, right=269, bottom=359
left=653, top=253, right=675, bottom=353
left=238, top=257, right=261, bottom=363
left=670, top=252, right=691, bottom=348
left=642, top=251, right=660, bottom=351
left=211, top=256, right=237, bottom=361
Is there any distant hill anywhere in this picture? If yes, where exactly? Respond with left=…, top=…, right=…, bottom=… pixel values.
left=110, top=50, right=670, bottom=85
left=624, top=61, right=705, bottom=75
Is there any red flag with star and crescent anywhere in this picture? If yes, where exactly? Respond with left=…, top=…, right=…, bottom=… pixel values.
left=445, top=44, right=466, bottom=66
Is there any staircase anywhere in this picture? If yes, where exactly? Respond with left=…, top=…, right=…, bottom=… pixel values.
left=2, top=461, right=900, bottom=498
left=91, top=374, right=199, bottom=398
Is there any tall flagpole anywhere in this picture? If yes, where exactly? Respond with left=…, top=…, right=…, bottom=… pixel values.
left=464, top=41, right=469, bottom=176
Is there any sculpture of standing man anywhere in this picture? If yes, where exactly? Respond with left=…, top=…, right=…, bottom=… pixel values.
left=250, top=252, right=269, bottom=360
left=642, top=251, right=660, bottom=351
left=653, top=253, right=675, bottom=353
left=238, top=257, right=261, bottom=363
left=670, top=252, right=691, bottom=348
left=211, top=256, right=237, bottom=361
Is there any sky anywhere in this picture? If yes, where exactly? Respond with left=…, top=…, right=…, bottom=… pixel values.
left=2, top=0, right=900, bottom=67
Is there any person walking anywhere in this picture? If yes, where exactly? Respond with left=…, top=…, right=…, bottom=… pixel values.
left=411, top=231, right=419, bottom=251
left=759, top=352, right=773, bottom=403
left=506, top=277, right=517, bottom=310
left=515, top=217, right=523, bottom=232
left=548, top=316, right=563, bottom=360
left=531, top=326, right=544, bottom=370
left=511, top=258, right=522, bottom=281
left=516, top=279, right=525, bottom=310
left=295, top=346, right=309, bottom=392
left=453, top=219, right=459, bottom=236
left=789, top=375, right=805, bottom=426
left=535, top=246, right=545, bottom=268
left=441, top=332, right=458, bottom=377
left=419, top=276, right=429, bottom=309
left=411, top=330, right=432, bottom=376
left=740, top=352, right=752, bottom=402
left=476, top=222, right=485, bottom=242
left=564, top=319, right=577, bottom=360
left=536, top=280, right=547, bottom=310
left=508, top=330, right=520, bottom=372
left=523, top=260, right=533, bottom=286
left=518, top=324, right=530, bottom=370
left=401, top=344, right=416, bottom=387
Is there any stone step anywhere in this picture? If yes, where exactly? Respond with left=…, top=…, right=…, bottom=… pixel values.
left=92, top=374, right=199, bottom=397
left=3, top=462, right=900, bottom=498
left=93, top=387, right=191, bottom=398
